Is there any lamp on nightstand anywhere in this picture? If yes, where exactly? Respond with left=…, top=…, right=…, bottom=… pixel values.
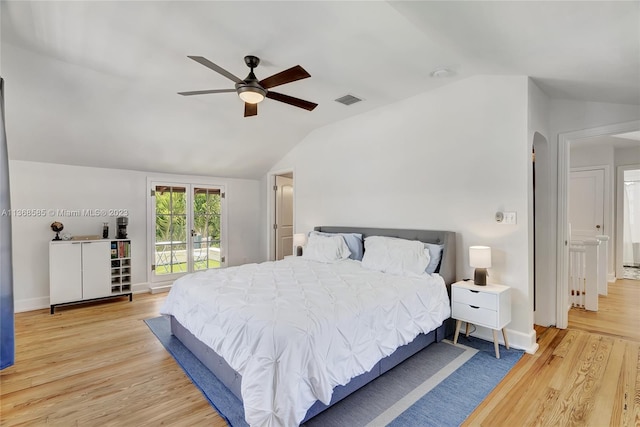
left=469, top=246, right=491, bottom=286
left=293, top=233, right=307, bottom=256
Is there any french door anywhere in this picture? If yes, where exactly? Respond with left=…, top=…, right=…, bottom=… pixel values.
left=150, top=182, right=224, bottom=282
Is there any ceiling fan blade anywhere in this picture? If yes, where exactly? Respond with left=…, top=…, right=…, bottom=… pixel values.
left=244, top=102, right=258, bottom=117
left=178, top=89, right=236, bottom=96
left=266, top=92, right=317, bottom=111
left=259, top=65, right=311, bottom=89
left=187, top=56, right=243, bottom=84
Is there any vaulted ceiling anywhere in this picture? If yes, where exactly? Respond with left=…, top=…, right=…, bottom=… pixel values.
left=2, top=1, right=638, bottom=179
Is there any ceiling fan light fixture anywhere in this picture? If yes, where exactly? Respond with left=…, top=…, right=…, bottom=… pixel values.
left=180, top=55, right=316, bottom=116
left=237, top=86, right=267, bottom=104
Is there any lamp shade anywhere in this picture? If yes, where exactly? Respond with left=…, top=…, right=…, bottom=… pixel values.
left=469, top=246, right=491, bottom=268
left=293, top=233, right=307, bottom=248
left=238, top=89, right=265, bottom=104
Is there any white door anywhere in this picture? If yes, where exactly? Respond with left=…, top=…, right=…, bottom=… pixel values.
left=192, top=186, right=223, bottom=272
left=275, top=175, right=293, bottom=260
left=82, top=241, right=111, bottom=300
left=150, top=183, right=224, bottom=282
left=569, top=169, right=605, bottom=241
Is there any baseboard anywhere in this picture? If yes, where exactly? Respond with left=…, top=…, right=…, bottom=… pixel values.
left=15, top=283, right=150, bottom=313
left=14, top=296, right=50, bottom=313
left=466, top=325, right=538, bottom=354
left=149, top=281, right=173, bottom=294
left=607, top=273, right=615, bottom=283
left=132, top=282, right=151, bottom=294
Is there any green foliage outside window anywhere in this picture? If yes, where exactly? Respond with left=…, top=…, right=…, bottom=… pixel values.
left=155, top=187, right=221, bottom=246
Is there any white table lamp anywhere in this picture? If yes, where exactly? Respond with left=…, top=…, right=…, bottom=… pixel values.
left=292, top=233, right=307, bottom=256
left=469, top=246, right=491, bottom=286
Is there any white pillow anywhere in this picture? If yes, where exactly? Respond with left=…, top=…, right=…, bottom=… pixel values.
left=302, top=232, right=351, bottom=263
left=362, top=236, right=430, bottom=276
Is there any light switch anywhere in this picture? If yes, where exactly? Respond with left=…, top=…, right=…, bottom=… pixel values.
left=503, top=211, right=517, bottom=224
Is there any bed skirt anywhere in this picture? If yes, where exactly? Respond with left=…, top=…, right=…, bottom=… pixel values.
left=170, top=315, right=449, bottom=424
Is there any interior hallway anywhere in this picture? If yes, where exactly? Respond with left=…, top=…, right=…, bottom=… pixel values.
left=568, top=278, right=640, bottom=342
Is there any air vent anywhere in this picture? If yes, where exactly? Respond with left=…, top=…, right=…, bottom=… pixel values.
left=334, top=94, right=363, bottom=106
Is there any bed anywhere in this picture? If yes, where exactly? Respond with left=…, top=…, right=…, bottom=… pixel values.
left=161, top=226, right=456, bottom=426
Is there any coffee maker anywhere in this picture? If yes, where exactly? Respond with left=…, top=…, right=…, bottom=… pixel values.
left=116, top=217, right=128, bottom=239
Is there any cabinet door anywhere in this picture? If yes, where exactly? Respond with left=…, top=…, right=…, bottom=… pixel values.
left=82, top=241, right=111, bottom=300
left=50, top=243, right=82, bottom=304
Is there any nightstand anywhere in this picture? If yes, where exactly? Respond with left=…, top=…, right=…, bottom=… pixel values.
left=451, top=281, right=511, bottom=358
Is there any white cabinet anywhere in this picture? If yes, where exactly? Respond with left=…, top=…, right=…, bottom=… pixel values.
left=109, top=240, right=132, bottom=294
left=49, top=242, right=84, bottom=304
left=451, top=281, right=511, bottom=358
left=50, top=240, right=132, bottom=313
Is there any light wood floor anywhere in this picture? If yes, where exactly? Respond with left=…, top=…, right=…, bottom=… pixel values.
left=2, top=281, right=639, bottom=426
left=0, top=294, right=224, bottom=426
left=464, top=278, right=640, bottom=426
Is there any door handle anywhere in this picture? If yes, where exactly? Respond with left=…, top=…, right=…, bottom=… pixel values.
left=596, top=225, right=601, bottom=229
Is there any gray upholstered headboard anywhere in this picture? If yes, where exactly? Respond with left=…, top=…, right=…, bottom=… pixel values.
left=314, top=226, right=457, bottom=292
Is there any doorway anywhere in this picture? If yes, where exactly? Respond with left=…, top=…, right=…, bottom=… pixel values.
left=149, top=182, right=225, bottom=283
left=556, top=120, right=640, bottom=328
left=618, top=165, right=640, bottom=280
left=532, top=132, right=554, bottom=327
left=273, top=172, right=294, bottom=260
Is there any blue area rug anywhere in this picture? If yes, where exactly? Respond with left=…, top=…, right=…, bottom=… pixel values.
left=388, top=336, right=523, bottom=427
left=145, top=316, right=523, bottom=426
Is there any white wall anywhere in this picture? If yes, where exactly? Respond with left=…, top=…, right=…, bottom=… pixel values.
left=615, top=146, right=640, bottom=167
left=571, top=144, right=614, bottom=168
left=269, top=75, right=538, bottom=352
left=9, top=160, right=262, bottom=312
left=549, top=100, right=640, bottom=137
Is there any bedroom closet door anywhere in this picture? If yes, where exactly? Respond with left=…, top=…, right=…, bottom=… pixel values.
left=275, top=175, right=294, bottom=260
left=150, top=183, right=224, bottom=283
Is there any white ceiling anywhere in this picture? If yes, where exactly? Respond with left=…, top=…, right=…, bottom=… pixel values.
left=2, top=1, right=638, bottom=179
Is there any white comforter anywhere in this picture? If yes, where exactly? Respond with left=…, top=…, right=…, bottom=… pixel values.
left=160, top=258, right=451, bottom=427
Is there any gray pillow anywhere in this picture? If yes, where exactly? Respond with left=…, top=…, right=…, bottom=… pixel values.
left=424, top=243, right=445, bottom=274
left=310, top=231, right=364, bottom=261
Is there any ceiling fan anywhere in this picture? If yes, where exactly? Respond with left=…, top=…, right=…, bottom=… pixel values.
left=178, top=55, right=318, bottom=117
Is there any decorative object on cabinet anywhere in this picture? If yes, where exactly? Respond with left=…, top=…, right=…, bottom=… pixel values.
left=49, top=239, right=132, bottom=314
left=71, top=235, right=101, bottom=240
left=469, top=245, right=491, bottom=286
left=102, top=222, right=109, bottom=239
left=50, top=221, right=63, bottom=241
left=116, top=217, right=128, bottom=239
left=451, top=281, right=511, bottom=358
left=292, top=233, right=307, bottom=256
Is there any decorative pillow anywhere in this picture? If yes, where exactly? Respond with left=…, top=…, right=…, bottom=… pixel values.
left=424, top=243, right=445, bottom=274
left=362, top=236, right=430, bottom=276
left=302, top=232, right=351, bottom=263
left=309, top=231, right=364, bottom=261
